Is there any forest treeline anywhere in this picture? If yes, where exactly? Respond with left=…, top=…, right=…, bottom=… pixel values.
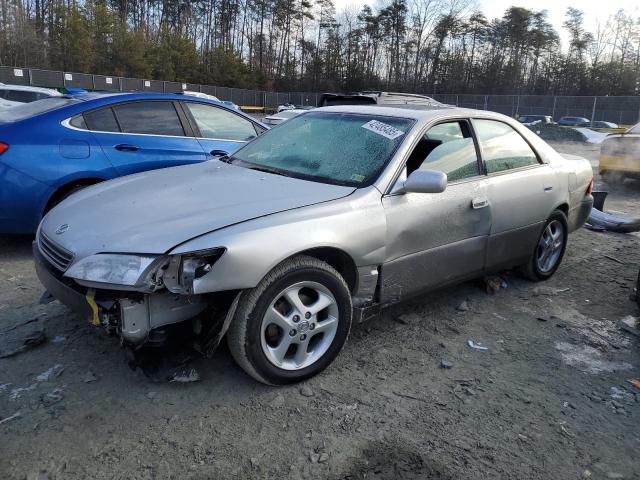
left=0, top=0, right=639, bottom=95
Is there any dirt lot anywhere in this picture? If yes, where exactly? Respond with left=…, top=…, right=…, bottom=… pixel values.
left=1, top=142, right=639, bottom=480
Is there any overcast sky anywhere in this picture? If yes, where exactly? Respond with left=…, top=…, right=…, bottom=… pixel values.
left=332, top=0, right=640, bottom=49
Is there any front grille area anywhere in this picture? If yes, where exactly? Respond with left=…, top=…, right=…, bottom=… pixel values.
left=38, top=231, right=74, bottom=271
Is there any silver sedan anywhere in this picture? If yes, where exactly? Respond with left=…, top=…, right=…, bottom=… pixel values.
left=34, top=105, right=594, bottom=384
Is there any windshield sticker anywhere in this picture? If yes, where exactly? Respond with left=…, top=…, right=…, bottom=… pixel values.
left=350, top=173, right=365, bottom=182
left=362, top=120, right=405, bottom=140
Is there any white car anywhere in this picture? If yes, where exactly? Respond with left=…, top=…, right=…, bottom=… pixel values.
left=263, top=109, right=307, bottom=125
left=0, top=83, right=62, bottom=111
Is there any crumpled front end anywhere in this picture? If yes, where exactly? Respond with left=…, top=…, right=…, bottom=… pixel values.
left=33, top=235, right=208, bottom=348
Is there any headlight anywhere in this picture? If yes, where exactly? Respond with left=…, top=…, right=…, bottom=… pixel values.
left=65, top=254, right=163, bottom=287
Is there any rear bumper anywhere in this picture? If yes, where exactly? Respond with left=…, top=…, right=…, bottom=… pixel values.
left=568, top=195, right=593, bottom=233
left=33, top=241, right=93, bottom=320
left=0, top=164, right=52, bottom=234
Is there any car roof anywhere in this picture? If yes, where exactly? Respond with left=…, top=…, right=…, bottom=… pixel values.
left=69, top=91, right=262, bottom=122
left=0, top=83, right=62, bottom=96
left=313, top=104, right=508, bottom=123
left=71, top=91, right=217, bottom=102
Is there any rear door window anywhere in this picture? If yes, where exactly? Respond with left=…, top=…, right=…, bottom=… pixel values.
left=473, top=119, right=539, bottom=174
left=84, top=108, right=120, bottom=132
left=113, top=101, right=185, bottom=136
left=185, top=103, right=257, bottom=141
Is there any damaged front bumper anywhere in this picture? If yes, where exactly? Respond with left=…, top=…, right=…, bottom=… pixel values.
left=33, top=243, right=207, bottom=346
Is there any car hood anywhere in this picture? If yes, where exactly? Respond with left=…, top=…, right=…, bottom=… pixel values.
left=40, top=161, right=355, bottom=256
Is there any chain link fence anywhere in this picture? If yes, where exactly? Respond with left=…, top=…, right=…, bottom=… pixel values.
left=2, top=66, right=640, bottom=124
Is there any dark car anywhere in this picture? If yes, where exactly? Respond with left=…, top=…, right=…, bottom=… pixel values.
left=518, top=115, right=553, bottom=124
left=319, top=91, right=447, bottom=108
left=558, top=116, right=591, bottom=127
left=0, top=92, right=267, bottom=234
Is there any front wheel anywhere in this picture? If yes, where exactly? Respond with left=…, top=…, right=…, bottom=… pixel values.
left=522, top=210, right=568, bottom=281
left=226, top=255, right=352, bottom=385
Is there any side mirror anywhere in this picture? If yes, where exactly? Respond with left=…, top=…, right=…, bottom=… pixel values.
left=401, top=169, right=447, bottom=194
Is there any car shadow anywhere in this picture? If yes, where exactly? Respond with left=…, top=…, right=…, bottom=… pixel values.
left=0, top=234, right=34, bottom=259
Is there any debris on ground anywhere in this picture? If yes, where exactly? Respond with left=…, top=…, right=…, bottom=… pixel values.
left=0, top=411, right=22, bottom=425
left=299, top=385, right=314, bottom=397
left=628, top=379, right=640, bottom=390
left=81, top=371, right=98, bottom=383
left=169, top=367, right=200, bottom=383
left=269, top=394, right=285, bottom=408
left=0, top=330, right=46, bottom=358
left=483, top=276, right=507, bottom=294
left=532, top=286, right=570, bottom=296
left=51, top=335, right=66, bottom=344
left=440, top=359, right=453, bottom=369
left=456, top=300, right=469, bottom=312
left=467, top=340, right=489, bottom=351
left=0, top=317, right=39, bottom=335
left=619, top=316, right=639, bottom=337
left=41, top=388, right=64, bottom=407
left=586, top=191, right=640, bottom=233
left=36, top=364, right=64, bottom=382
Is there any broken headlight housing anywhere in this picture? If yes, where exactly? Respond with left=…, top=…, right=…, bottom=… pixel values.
left=163, top=248, right=226, bottom=295
left=64, top=254, right=164, bottom=288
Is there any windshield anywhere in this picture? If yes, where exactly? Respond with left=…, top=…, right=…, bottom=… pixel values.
left=230, top=111, right=414, bottom=187
left=0, top=97, right=79, bottom=123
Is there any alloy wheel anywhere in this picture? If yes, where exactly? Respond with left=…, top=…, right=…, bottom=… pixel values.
left=260, top=281, right=339, bottom=370
left=536, top=220, right=565, bottom=273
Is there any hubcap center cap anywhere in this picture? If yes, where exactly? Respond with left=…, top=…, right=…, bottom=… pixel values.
left=298, top=320, right=310, bottom=333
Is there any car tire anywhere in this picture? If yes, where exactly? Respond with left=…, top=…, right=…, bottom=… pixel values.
left=522, top=210, right=568, bottom=281
left=226, top=255, right=352, bottom=385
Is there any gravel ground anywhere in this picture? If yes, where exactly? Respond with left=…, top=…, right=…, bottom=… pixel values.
left=1, top=141, right=639, bottom=480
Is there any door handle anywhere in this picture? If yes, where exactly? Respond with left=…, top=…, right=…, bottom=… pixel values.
left=544, top=186, right=553, bottom=192
left=210, top=149, right=229, bottom=157
left=472, top=198, right=489, bottom=209
left=114, top=144, right=140, bottom=152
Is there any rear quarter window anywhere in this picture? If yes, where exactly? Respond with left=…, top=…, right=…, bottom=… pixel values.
left=84, top=108, right=120, bottom=132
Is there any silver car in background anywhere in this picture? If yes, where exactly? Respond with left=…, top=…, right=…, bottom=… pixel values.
left=263, top=108, right=307, bottom=125
left=34, top=105, right=594, bottom=384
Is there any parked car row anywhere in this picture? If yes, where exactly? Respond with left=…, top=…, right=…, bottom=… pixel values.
left=517, top=114, right=619, bottom=129
left=16, top=95, right=594, bottom=384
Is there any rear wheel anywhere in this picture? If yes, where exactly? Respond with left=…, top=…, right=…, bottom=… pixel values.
left=45, top=183, right=95, bottom=213
left=226, top=255, right=352, bottom=385
left=522, top=210, right=568, bottom=281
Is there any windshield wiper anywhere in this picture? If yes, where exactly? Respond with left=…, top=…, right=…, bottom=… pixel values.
left=246, top=165, right=291, bottom=178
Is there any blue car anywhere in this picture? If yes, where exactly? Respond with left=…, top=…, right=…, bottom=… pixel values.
left=0, top=92, right=267, bottom=234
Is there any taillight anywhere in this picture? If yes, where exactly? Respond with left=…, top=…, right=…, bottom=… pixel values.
left=586, top=178, right=593, bottom=195
left=0, top=142, right=8, bottom=155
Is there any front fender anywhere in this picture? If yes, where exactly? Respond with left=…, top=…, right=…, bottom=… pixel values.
left=169, top=188, right=387, bottom=294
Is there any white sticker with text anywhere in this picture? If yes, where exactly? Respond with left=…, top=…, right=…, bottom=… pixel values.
left=13, top=69, right=23, bottom=77
left=361, top=120, right=405, bottom=140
